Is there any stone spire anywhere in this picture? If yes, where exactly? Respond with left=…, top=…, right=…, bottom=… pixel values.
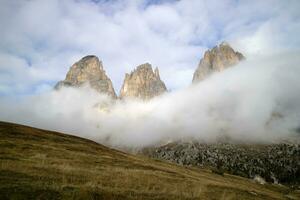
left=192, top=42, right=245, bottom=83
left=120, top=63, right=167, bottom=100
left=55, top=55, right=117, bottom=98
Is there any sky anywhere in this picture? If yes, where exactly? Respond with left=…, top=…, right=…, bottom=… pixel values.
left=1, top=0, right=300, bottom=96
left=0, top=0, right=300, bottom=147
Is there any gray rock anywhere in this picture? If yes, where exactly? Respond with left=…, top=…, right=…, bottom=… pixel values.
left=140, top=142, right=300, bottom=186
left=120, top=63, right=167, bottom=100
left=55, top=55, right=117, bottom=98
left=192, top=42, right=245, bottom=83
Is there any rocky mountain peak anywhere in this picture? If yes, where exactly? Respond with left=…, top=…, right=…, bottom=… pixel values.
left=55, top=55, right=117, bottom=98
left=192, top=42, right=245, bottom=83
left=120, top=63, right=167, bottom=100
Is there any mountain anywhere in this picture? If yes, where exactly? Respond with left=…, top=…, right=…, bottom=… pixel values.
left=55, top=55, right=117, bottom=98
left=0, top=121, right=295, bottom=200
left=120, top=63, right=167, bottom=100
left=192, top=42, right=245, bottom=83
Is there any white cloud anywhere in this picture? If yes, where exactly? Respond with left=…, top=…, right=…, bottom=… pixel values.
left=0, top=53, right=299, bottom=148
left=0, top=0, right=299, bottom=95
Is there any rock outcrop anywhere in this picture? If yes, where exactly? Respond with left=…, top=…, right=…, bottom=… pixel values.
left=120, top=63, right=167, bottom=100
left=140, top=142, right=300, bottom=186
left=55, top=55, right=117, bottom=98
left=192, top=42, right=245, bottom=83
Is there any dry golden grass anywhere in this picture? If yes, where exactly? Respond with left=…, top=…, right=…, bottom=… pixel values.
left=0, top=121, right=298, bottom=199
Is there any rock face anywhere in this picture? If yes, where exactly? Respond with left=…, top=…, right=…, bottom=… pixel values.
left=192, top=42, right=245, bottom=83
left=120, top=63, right=167, bottom=100
left=55, top=55, right=117, bottom=98
left=140, top=142, right=300, bottom=186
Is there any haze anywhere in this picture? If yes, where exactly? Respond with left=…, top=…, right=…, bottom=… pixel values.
left=0, top=53, right=299, bottom=148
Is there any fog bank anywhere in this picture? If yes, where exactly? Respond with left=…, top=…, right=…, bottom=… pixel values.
left=1, top=52, right=300, bottom=148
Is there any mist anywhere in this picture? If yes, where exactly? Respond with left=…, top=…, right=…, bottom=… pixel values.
left=0, top=52, right=300, bottom=148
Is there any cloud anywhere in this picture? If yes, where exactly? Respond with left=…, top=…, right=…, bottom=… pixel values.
left=0, top=0, right=299, bottom=147
left=1, top=52, right=299, bottom=148
left=0, top=0, right=299, bottom=95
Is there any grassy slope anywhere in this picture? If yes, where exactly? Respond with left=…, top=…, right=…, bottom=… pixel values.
left=0, top=121, right=298, bottom=200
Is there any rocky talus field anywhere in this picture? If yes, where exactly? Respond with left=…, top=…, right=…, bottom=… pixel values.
left=140, top=141, right=300, bottom=188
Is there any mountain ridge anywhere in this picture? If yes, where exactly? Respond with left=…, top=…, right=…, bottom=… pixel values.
left=55, top=42, right=244, bottom=100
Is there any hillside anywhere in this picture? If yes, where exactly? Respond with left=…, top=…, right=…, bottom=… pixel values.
left=0, top=121, right=298, bottom=200
left=141, top=142, right=300, bottom=187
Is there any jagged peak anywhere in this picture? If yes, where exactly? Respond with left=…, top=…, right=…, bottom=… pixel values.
left=135, top=63, right=152, bottom=71
left=74, top=55, right=103, bottom=71
left=120, top=63, right=167, bottom=100
left=220, top=41, right=230, bottom=47
left=192, top=42, right=245, bottom=83
left=55, top=55, right=116, bottom=98
left=130, top=63, right=162, bottom=79
left=210, top=41, right=234, bottom=53
left=81, top=55, right=98, bottom=60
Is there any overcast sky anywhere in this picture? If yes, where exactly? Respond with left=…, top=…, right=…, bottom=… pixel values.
left=0, top=0, right=300, bottom=96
